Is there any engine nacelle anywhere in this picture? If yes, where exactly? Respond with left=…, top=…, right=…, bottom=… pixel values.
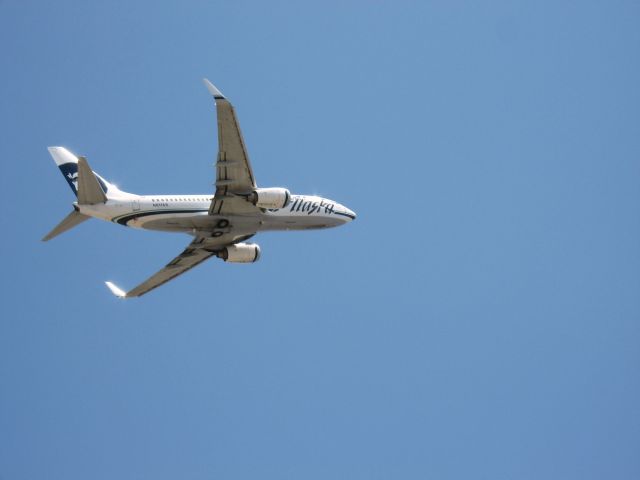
left=217, top=243, right=261, bottom=263
left=248, top=187, right=291, bottom=209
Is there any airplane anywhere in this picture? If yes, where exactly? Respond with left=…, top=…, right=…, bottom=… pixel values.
left=43, top=79, right=356, bottom=298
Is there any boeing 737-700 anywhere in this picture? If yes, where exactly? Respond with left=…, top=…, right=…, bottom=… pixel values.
left=43, top=79, right=356, bottom=298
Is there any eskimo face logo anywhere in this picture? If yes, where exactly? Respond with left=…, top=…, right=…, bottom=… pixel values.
left=67, top=172, right=78, bottom=191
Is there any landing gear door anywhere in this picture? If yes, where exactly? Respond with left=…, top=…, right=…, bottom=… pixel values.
left=131, top=199, right=141, bottom=211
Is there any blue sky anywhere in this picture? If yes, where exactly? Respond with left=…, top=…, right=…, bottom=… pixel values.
left=1, top=1, right=639, bottom=478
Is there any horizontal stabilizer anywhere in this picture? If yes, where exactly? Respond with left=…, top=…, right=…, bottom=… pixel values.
left=42, top=210, right=90, bottom=241
left=77, top=157, right=108, bottom=204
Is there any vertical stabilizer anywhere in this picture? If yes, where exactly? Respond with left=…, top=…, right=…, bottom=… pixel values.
left=48, top=147, right=113, bottom=199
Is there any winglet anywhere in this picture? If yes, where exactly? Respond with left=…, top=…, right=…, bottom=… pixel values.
left=203, top=78, right=225, bottom=99
left=105, top=281, right=127, bottom=298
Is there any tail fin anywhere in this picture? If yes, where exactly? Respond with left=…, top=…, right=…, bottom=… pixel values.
left=48, top=147, right=114, bottom=201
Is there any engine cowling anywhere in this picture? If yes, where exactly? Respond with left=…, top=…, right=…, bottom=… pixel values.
left=217, top=243, right=261, bottom=263
left=248, top=187, right=291, bottom=209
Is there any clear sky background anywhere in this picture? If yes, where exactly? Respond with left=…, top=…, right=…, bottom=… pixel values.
left=1, top=1, right=639, bottom=478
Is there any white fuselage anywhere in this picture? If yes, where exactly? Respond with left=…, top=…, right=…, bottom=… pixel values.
left=78, top=192, right=356, bottom=238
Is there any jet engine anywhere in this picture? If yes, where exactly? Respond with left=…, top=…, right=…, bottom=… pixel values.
left=217, top=243, right=261, bottom=263
left=247, top=187, right=291, bottom=209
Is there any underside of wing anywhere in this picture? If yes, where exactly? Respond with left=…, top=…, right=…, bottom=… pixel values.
left=106, top=239, right=218, bottom=298
left=203, top=79, right=261, bottom=216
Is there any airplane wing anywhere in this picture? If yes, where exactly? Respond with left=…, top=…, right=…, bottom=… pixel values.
left=203, top=79, right=261, bottom=216
left=105, top=238, right=218, bottom=298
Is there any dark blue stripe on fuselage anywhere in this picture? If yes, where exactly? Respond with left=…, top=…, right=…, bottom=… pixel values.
left=333, top=211, right=356, bottom=220
left=115, top=209, right=208, bottom=225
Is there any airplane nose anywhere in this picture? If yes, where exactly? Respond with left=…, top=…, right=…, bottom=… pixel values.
left=342, top=207, right=356, bottom=221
